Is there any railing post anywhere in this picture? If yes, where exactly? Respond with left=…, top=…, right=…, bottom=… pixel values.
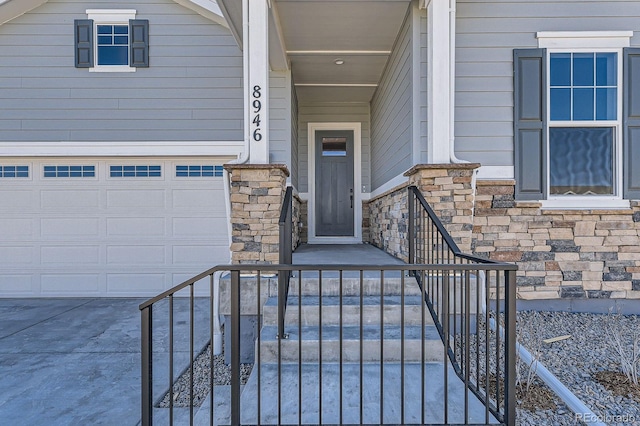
left=408, top=186, right=415, bottom=265
left=230, top=270, right=241, bottom=426
left=278, top=187, right=292, bottom=340
left=141, top=306, right=153, bottom=426
left=504, top=269, right=517, bottom=426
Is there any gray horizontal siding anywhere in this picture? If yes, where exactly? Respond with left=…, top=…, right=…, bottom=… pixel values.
left=298, top=103, right=371, bottom=193
left=370, top=7, right=412, bottom=191
left=455, top=0, right=640, bottom=167
left=0, top=0, right=243, bottom=143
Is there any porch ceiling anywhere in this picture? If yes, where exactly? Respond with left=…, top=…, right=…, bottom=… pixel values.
left=219, top=0, right=411, bottom=104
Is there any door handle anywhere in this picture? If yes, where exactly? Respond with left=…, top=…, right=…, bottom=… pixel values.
left=350, top=188, right=353, bottom=208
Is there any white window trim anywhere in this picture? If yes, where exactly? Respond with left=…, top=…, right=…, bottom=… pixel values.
left=536, top=32, right=632, bottom=209
left=86, top=9, right=137, bottom=73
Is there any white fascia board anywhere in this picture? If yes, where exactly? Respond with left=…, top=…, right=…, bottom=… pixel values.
left=173, top=0, right=229, bottom=28
left=0, top=0, right=48, bottom=25
left=0, top=141, right=245, bottom=157
left=537, top=31, right=633, bottom=49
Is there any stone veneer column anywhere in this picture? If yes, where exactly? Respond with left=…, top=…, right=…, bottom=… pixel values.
left=224, top=164, right=289, bottom=264
left=404, top=163, right=480, bottom=253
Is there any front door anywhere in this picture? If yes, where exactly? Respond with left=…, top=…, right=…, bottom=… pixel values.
left=315, top=130, right=355, bottom=236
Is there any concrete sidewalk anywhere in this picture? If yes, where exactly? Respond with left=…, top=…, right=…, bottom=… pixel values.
left=0, top=298, right=210, bottom=425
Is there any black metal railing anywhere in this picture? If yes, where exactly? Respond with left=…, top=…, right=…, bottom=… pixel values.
left=140, top=262, right=516, bottom=426
left=277, top=186, right=293, bottom=340
left=408, top=185, right=517, bottom=425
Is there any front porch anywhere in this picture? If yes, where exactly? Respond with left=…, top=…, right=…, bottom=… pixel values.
left=140, top=183, right=518, bottom=425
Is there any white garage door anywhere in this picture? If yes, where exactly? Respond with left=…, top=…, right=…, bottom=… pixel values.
left=0, top=158, right=231, bottom=297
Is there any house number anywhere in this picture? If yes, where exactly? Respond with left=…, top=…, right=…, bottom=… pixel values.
left=252, top=85, right=262, bottom=142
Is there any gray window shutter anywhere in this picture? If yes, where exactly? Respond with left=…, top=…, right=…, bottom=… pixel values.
left=130, top=20, right=149, bottom=68
left=624, top=48, right=640, bottom=199
left=74, top=19, right=93, bottom=68
left=514, top=49, right=547, bottom=200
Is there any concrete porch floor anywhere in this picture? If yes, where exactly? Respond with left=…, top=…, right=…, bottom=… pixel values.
left=293, top=243, right=405, bottom=266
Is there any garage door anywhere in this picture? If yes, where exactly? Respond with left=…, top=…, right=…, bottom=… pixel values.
left=0, top=158, right=231, bottom=297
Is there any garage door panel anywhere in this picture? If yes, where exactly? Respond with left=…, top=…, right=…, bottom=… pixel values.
left=0, top=246, right=33, bottom=265
left=41, top=190, right=100, bottom=209
left=107, top=245, right=166, bottom=265
left=107, top=189, right=166, bottom=208
left=0, top=219, right=32, bottom=238
left=0, top=190, right=33, bottom=211
left=107, top=274, right=165, bottom=294
left=173, top=245, right=223, bottom=264
left=41, top=246, right=100, bottom=264
left=0, top=275, right=34, bottom=295
left=172, top=216, right=226, bottom=238
left=172, top=189, right=220, bottom=209
left=40, top=218, right=100, bottom=237
left=41, top=274, right=100, bottom=295
left=107, top=217, right=165, bottom=236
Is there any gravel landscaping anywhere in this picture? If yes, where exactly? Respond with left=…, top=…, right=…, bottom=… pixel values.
left=157, top=312, right=640, bottom=426
left=516, top=311, right=639, bottom=426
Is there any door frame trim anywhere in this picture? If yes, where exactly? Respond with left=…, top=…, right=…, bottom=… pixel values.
left=308, top=122, right=362, bottom=244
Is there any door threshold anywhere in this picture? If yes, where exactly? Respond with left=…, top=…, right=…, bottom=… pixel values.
left=307, top=237, right=362, bottom=245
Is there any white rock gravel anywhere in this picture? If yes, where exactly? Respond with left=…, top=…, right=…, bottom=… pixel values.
left=516, top=311, right=639, bottom=426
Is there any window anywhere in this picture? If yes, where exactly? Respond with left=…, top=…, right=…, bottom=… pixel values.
left=548, top=52, right=619, bottom=196
left=176, top=165, right=223, bottom=177
left=0, top=166, right=29, bottom=178
left=514, top=32, right=639, bottom=207
left=75, top=10, right=149, bottom=71
left=110, top=165, right=161, bottom=177
left=44, top=165, right=95, bottom=178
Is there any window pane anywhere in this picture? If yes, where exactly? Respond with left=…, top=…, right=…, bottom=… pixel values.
left=573, top=53, right=594, bottom=86
left=97, top=25, right=112, bottom=35
left=322, top=137, right=347, bottom=156
left=573, top=88, right=594, bottom=120
left=114, top=36, right=128, bottom=45
left=550, top=53, right=571, bottom=86
left=550, top=88, right=571, bottom=121
left=98, top=36, right=112, bottom=44
left=98, top=46, right=128, bottom=65
left=114, top=25, right=128, bottom=34
left=549, top=127, right=614, bottom=195
left=596, top=88, right=617, bottom=120
left=596, top=53, right=617, bottom=86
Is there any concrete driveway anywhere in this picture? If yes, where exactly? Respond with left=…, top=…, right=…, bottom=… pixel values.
left=0, top=298, right=210, bottom=425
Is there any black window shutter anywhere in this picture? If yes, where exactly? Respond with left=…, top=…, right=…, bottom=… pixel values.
left=74, top=19, right=93, bottom=68
left=130, top=20, right=149, bottom=68
left=624, top=48, right=640, bottom=199
left=514, top=48, right=547, bottom=200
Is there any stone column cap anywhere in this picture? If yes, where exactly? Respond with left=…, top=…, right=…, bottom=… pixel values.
left=223, top=163, right=290, bottom=177
left=404, top=163, right=481, bottom=177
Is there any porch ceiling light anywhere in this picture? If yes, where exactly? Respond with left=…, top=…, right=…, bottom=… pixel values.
left=334, top=58, right=345, bottom=65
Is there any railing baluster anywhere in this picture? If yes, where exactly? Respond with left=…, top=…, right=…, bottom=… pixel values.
left=230, top=270, right=241, bottom=426
left=208, top=276, right=214, bottom=426
left=465, top=270, right=471, bottom=423
left=141, top=306, right=152, bottom=426
left=339, top=269, right=344, bottom=425
left=505, top=269, right=517, bottom=426
left=400, top=270, right=405, bottom=425
left=379, top=270, right=384, bottom=425
left=298, top=270, right=302, bottom=426
left=359, top=269, right=364, bottom=425
left=318, top=269, right=323, bottom=426
left=189, top=284, right=194, bottom=426
left=169, top=295, right=174, bottom=426
left=257, top=273, right=262, bottom=426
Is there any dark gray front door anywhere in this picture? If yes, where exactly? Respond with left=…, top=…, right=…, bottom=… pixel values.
left=315, top=130, right=354, bottom=236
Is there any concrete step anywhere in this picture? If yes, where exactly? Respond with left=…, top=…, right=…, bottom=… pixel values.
left=285, top=274, right=424, bottom=297
left=233, top=362, right=499, bottom=425
left=257, top=324, right=443, bottom=363
left=262, top=295, right=435, bottom=326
